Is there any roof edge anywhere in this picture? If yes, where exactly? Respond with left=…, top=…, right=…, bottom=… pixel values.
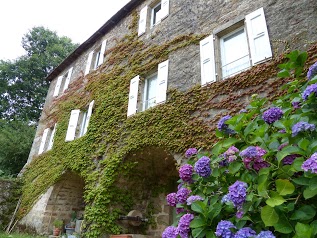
left=46, top=0, right=141, bottom=81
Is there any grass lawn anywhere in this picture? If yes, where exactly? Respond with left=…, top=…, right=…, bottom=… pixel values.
left=0, top=233, right=46, bottom=238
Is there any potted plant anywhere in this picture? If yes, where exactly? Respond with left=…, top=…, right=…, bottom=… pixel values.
left=53, top=219, right=63, bottom=236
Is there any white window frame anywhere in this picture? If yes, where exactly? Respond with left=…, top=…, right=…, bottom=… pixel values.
left=38, top=124, right=56, bottom=154
left=220, top=26, right=251, bottom=79
left=53, top=67, right=73, bottom=97
left=143, top=72, right=158, bottom=111
left=151, top=2, right=162, bottom=27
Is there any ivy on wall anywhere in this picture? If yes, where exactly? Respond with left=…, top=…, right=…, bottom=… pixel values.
left=19, top=10, right=317, bottom=238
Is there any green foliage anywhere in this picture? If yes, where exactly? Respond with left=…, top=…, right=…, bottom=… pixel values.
left=0, top=120, right=35, bottom=176
left=0, top=232, right=45, bottom=238
left=165, top=51, right=317, bottom=237
left=0, top=26, right=78, bottom=121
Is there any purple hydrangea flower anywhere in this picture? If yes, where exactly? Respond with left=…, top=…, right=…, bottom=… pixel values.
left=228, top=181, right=248, bottom=209
left=218, top=115, right=235, bottom=134
left=302, top=83, right=317, bottom=100
left=177, top=213, right=194, bottom=238
left=221, top=194, right=231, bottom=204
left=176, top=208, right=185, bottom=214
left=186, top=195, right=204, bottom=205
left=194, top=156, right=211, bottom=177
left=292, top=121, right=315, bottom=137
left=234, top=227, right=256, bottom=238
left=176, top=187, right=191, bottom=204
left=262, top=107, right=283, bottom=124
left=179, top=164, right=193, bottom=183
left=215, top=220, right=236, bottom=238
left=256, top=231, right=275, bottom=238
left=223, top=146, right=239, bottom=162
left=166, top=193, right=177, bottom=207
left=307, top=61, right=317, bottom=80
left=278, top=143, right=288, bottom=151
left=240, top=146, right=269, bottom=171
left=240, top=146, right=258, bottom=158
left=185, top=148, right=198, bottom=158
left=302, top=153, right=317, bottom=173
left=292, top=101, right=301, bottom=109
left=162, top=226, right=178, bottom=238
left=236, top=210, right=244, bottom=219
left=278, top=129, right=286, bottom=133
left=239, top=109, right=248, bottom=113
left=282, top=154, right=299, bottom=165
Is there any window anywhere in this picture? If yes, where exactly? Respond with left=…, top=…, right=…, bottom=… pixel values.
left=138, top=0, right=170, bottom=36
left=53, top=68, right=73, bottom=97
left=200, top=7, right=272, bottom=85
left=38, top=124, right=57, bottom=154
left=220, top=27, right=251, bottom=78
left=65, top=100, right=95, bottom=141
left=151, top=2, right=162, bottom=27
left=143, top=73, right=158, bottom=110
left=84, top=39, right=107, bottom=75
left=127, top=60, right=169, bottom=116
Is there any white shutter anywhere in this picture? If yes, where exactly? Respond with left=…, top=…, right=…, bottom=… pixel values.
left=63, top=67, right=73, bottom=92
left=97, top=40, right=107, bottom=67
left=200, top=35, right=216, bottom=85
left=38, top=128, right=49, bottom=154
left=53, top=76, right=63, bottom=97
left=127, top=76, right=140, bottom=117
left=83, top=100, right=95, bottom=135
left=65, top=109, right=80, bottom=141
left=47, top=124, right=57, bottom=151
left=160, top=0, right=170, bottom=20
left=85, top=51, right=94, bottom=75
left=156, top=60, right=169, bottom=104
left=245, top=7, right=272, bottom=65
left=138, top=6, right=148, bottom=36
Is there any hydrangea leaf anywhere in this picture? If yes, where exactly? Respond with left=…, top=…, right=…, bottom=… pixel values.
left=292, top=158, right=305, bottom=171
left=261, top=205, right=279, bottom=226
left=298, top=138, right=310, bottom=151
left=294, top=222, right=312, bottom=238
left=309, top=177, right=317, bottom=190
left=292, top=177, right=310, bottom=186
left=276, top=179, right=295, bottom=195
left=276, top=147, right=303, bottom=164
left=206, top=230, right=217, bottom=238
left=290, top=205, right=316, bottom=221
left=311, top=220, right=317, bottom=237
left=274, top=213, right=293, bottom=234
left=303, top=187, right=317, bottom=199
left=266, top=191, right=286, bottom=207
left=191, top=227, right=206, bottom=238
left=191, top=201, right=205, bottom=214
left=228, top=161, right=242, bottom=174
left=222, top=138, right=240, bottom=148
left=190, top=217, right=206, bottom=228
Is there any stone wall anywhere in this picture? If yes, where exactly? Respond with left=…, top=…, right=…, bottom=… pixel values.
left=0, top=179, right=20, bottom=230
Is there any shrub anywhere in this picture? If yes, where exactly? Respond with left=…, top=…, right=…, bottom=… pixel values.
left=164, top=51, right=317, bottom=238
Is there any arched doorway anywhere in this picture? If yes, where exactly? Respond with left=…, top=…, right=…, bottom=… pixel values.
left=117, top=147, right=179, bottom=237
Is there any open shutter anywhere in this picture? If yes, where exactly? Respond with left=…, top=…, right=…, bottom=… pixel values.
left=53, top=76, right=63, bottom=97
left=156, top=60, right=169, bottom=104
left=63, top=67, right=73, bottom=92
left=97, top=40, right=107, bottom=67
left=38, top=128, right=49, bottom=154
left=245, top=7, right=272, bottom=65
left=138, top=6, right=148, bottom=36
left=200, top=35, right=216, bottom=85
left=65, top=109, right=80, bottom=141
left=47, top=124, right=57, bottom=151
left=127, top=76, right=140, bottom=117
left=160, top=0, right=170, bottom=20
left=85, top=51, right=94, bottom=75
left=83, top=100, right=95, bottom=135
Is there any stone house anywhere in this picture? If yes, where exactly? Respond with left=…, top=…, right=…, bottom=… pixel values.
left=19, top=0, right=317, bottom=237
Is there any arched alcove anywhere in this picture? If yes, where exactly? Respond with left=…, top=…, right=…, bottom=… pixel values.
left=117, top=147, right=179, bottom=237
left=42, top=171, right=85, bottom=234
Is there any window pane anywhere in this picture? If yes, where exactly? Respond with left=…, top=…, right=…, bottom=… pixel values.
left=153, top=4, right=161, bottom=25
left=145, top=74, right=157, bottom=109
left=221, top=28, right=250, bottom=78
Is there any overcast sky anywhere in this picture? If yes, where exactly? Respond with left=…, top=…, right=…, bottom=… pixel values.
left=0, top=0, right=130, bottom=60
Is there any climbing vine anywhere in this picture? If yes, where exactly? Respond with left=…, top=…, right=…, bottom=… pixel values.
left=19, top=10, right=317, bottom=238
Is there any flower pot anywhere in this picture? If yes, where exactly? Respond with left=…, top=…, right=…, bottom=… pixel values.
left=53, top=227, right=61, bottom=236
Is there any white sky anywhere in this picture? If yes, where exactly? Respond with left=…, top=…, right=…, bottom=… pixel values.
left=0, top=0, right=130, bottom=60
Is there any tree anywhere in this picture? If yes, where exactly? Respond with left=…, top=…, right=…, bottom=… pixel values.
left=0, top=26, right=79, bottom=122
left=0, top=120, right=35, bottom=176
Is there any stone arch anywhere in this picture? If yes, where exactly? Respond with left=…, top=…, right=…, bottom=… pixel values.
left=116, top=146, right=179, bottom=237
left=42, top=171, right=85, bottom=234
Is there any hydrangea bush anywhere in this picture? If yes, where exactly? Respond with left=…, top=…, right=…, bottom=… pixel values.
left=163, top=51, right=317, bottom=238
